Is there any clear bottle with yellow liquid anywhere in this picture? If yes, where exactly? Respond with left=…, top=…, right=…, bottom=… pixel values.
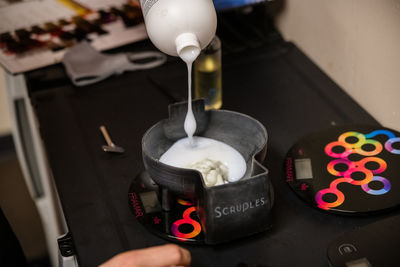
left=194, top=36, right=222, bottom=110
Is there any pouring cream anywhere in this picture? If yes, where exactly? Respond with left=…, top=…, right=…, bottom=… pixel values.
left=179, top=45, right=200, bottom=144
left=159, top=45, right=247, bottom=186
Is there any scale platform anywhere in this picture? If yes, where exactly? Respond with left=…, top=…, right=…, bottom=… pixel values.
left=128, top=171, right=205, bottom=244
left=285, top=125, right=400, bottom=215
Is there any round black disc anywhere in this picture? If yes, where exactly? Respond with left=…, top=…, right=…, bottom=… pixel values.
left=284, top=125, right=400, bottom=215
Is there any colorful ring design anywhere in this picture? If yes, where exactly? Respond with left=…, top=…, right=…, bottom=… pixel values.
left=315, top=178, right=352, bottom=210
left=325, top=141, right=353, bottom=158
left=357, top=157, right=387, bottom=174
left=171, top=207, right=201, bottom=239
left=361, top=176, right=391, bottom=195
left=318, top=129, right=396, bottom=210
left=354, top=139, right=383, bottom=156
left=365, top=130, right=395, bottom=139
left=385, top=137, right=400, bottom=154
left=343, top=166, right=373, bottom=185
left=315, top=188, right=345, bottom=210
left=327, top=159, right=356, bottom=176
left=330, top=177, right=355, bottom=188
left=338, top=131, right=366, bottom=148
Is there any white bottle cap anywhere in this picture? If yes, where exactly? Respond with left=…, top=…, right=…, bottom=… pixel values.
left=175, top=33, right=201, bottom=59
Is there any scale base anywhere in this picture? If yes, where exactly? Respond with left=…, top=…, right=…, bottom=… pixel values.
left=128, top=171, right=204, bottom=244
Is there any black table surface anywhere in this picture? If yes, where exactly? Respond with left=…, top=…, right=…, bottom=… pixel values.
left=27, top=40, right=399, bottom=267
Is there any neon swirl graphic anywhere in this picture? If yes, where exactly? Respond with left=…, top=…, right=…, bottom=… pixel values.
left=315, top=178, right=352, bottom=210
left=327, top=159, right=355, bottom=176
left=171, top=206, right=201, bottom=240
left=338, top=131, right=366, bottom=148
left=357, top=157, right=387, bottom=174
left=176, top=198, right=193, bottom=206
left=365, top=130, right=395, bottom=139
left=355, top=139, right=383, bottom=156
left=385, top=137, right=400, bottom=154
left=361, top=176, right=391, bottom=195
left=325, top=141, right=353, bottom=158
left=343, top=166, right=373, bottom=185
left=316, top=129, right=397, bottom=210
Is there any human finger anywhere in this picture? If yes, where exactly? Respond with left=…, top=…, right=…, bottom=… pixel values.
left=99, top=244, right=191, bottom=267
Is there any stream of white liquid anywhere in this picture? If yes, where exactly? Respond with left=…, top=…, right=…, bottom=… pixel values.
left=180, top=47, right=199, bottom=145
left=159, top=45, right=247, bottom=184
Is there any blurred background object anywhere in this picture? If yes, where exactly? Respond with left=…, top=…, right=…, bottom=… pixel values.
left=271, top=0, right=400, bottom=131
left=0, top=0, right=147, bottom=74
left=0, top=67, right=49, bottom=266
left=194, top=36, right=222, bottom=110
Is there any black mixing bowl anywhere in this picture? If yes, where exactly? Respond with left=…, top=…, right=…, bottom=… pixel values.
left=142, top=100, right=273, bottom=243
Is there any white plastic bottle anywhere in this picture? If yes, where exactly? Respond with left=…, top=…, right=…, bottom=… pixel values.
left=140, top=0, right=217, bottom=57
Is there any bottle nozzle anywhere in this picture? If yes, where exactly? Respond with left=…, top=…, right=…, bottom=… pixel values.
left=175, top=33, right=201, bottom=61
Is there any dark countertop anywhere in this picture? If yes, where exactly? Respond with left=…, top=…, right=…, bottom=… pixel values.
left=26, top=39, right=398, bottom=267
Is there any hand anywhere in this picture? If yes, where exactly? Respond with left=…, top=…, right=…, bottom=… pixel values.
left=99, top=244, right=191, bottom=267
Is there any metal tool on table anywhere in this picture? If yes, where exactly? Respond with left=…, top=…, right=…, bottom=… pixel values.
left=100, top=126, right=125, bottom=153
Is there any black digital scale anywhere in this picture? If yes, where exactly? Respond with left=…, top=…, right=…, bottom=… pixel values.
left=130, top=125, right=400, bottom=245
left=285, top=125, right=400, bottom=215
left=327, top=215, right=400, bottom=267
left=128, top=172, right=205, bottom=244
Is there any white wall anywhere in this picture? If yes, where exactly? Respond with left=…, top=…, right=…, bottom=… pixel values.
left=0, top=68, right=11, bottom=136
left=275, top=0, right=400, bottom=130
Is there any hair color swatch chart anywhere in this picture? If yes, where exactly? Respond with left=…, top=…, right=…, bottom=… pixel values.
left=0, top=0, right=147, bottom=74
